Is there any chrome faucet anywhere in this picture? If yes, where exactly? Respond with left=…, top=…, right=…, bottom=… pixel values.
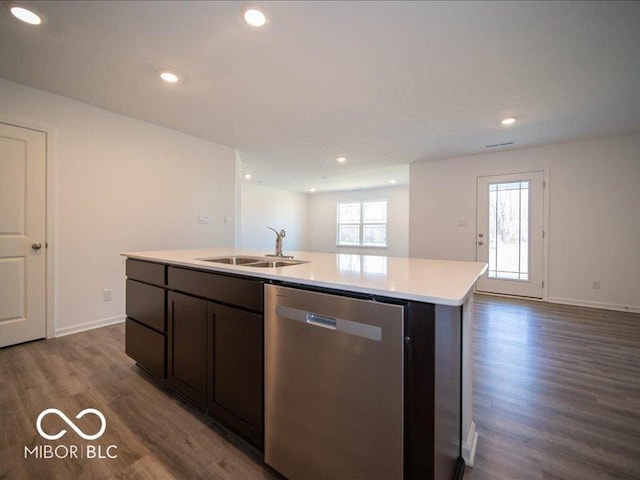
left=267, top=227, right=292, bottom=258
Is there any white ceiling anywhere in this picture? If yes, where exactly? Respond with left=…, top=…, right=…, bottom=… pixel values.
left=1, top=1, right=639, bottom=192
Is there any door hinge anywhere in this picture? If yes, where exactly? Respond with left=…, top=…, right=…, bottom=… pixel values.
left=543, top=180, right=546, bottom=188
left=542, top=281, right=545, bottom=288
left=542, top=231, right=545, bottom=239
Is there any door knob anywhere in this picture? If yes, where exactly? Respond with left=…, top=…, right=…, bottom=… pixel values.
left=31, top=243, right=43, bottom=250
left=478, top=233, right=484, bottom=238
left=478, top=241, right=484, bottom=246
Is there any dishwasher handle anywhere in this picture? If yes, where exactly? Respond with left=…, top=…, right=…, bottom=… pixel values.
left=275, top=304, right=383, bottom=342
left=306, top=313, right=337, bottom=330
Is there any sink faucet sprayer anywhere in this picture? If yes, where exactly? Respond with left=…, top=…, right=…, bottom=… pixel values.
left=267, top=227, right=290, bottom=258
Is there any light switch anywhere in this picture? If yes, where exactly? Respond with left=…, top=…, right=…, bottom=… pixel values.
left=198, top=213, right=211, bottom=224
left=457, top=219, right=467, bottom=227
left=224, top=215, right=233, bottom=225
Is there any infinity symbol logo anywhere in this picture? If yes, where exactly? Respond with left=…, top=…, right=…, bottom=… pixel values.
left=36, top=408, right=107, bottom=440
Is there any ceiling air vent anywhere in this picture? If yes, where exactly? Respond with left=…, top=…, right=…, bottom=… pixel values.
left=486, top=141, right=514, bottom=149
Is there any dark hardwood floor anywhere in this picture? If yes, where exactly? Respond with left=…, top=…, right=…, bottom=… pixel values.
left=1, top=295, right=639, bottom=479
left=464, top=295, right=640, bottom=480
left=0, top=324, right=276, bottom=480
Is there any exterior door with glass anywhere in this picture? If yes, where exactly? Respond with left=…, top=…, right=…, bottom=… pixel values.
left=476, top=171, right=544, bottom=298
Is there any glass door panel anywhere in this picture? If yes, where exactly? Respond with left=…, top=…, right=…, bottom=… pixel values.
left=488, top=181, right=529, bottom=281
left=476, top=172, right=544, bottom=298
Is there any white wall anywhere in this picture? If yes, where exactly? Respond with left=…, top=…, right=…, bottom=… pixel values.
left=308, top=186, right=409, bottom=257
left=0, top=79, right=236, bottom=335
left=410, top=132, right=640, bottom=312
left=239, top=184, right=310, bottom=253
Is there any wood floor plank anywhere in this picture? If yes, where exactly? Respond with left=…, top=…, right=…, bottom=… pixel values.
left=1, top=294, right=639, bottom=479
left=0, top=325, right=277, bottom=480
left=465, top=295, right=640, bottom=480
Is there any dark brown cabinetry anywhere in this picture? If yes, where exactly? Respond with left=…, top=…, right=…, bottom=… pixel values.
left=126, top=279, right=165, bottom=332
left=125, top=318, right=165, bottom=378
left=167, top=291, right=208, bottom=407
left=126, top=259, right=166, bottom=287
left=125, top=260, right=167, bottom=379
left=169, top=266, right=263, bottom=312
left=208, top=302, right=263, bottom=445
left=167, top=266, right=265, bottom=447
left=405, top=302, right=463, bottom=480
left=125, top=261, right=265, bottom=447
left=125, top=259, right=463, bottom=478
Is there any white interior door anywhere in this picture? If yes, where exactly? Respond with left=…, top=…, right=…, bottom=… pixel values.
left=476, top=171, right=544, bottom=298
left=0, top=122, right=46, bottom=348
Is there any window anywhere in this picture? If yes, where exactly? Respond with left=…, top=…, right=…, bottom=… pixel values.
left=488, top=181, right=529, bottom=281
left=337, top=201, right=387, bottom=247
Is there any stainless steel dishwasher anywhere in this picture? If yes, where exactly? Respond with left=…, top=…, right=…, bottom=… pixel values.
left=265, top=284, right=405, bottom=480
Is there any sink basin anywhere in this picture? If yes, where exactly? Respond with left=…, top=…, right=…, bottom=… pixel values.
left=199, top=256, right=263, bottom=265
left=196, top=256, right=308, bottom=268
left=248, top=260, right=308, bottom=268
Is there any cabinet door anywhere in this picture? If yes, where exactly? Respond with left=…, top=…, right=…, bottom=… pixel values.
left=167, top=292, right=208, bottom=407
left=208, top=302, right=264, bottom=447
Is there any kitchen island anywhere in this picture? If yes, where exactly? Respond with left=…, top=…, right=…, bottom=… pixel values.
left=121, top=248, right=486, bottom=480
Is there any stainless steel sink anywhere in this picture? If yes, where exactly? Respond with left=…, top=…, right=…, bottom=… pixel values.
left=196, top=256, right=308, bottom=268
left=199, top=256, right=264, bottom=265
left=248, top=260, right=307, bottom=268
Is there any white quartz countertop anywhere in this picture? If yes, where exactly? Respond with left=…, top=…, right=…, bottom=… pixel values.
left=121, top=248, right=487, bottom=306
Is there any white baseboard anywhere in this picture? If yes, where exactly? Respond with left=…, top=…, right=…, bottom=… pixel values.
left=547, top=297, right=640, bottom=314
left=55, top=315, right=126, bottom=337
left=462, top=420, right=478, bottom=467
left=475, top=290, right=544, bottom=302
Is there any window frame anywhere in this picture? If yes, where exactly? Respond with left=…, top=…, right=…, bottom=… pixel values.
left=336, top=200, right=388, bottom=248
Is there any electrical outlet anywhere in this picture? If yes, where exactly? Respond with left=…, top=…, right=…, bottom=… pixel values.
left=103, top=289, right=113, bottom=301
left=457, top=219, right=466, bottom=227
left=198, top=213, right=211, bottom=224
left=591, top=280, right=600, bottom=290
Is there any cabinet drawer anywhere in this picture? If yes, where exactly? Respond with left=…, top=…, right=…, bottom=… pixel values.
left=126, top=259, right=166, bottom=286
left=126, top=318, right=166, bottom=378
left=126, top=279, right=166, bottom=332
left=168, top=267, right=264, bottom=312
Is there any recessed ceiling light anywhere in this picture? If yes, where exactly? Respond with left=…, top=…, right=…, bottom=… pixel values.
left=336, top=156, right=346, bottom=163
left=160, top=71, right=180, bottom=83
left=244, top=173, right=252, bottom=180
left=501, top=117, right=517, bottom=126
left=10, top=6, right=42, bottom=25
left=243, top=7, right=267, bottom=27
left=310, top=188, right=316, bottom=192
left=390, top=179, right=397, bottom=184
